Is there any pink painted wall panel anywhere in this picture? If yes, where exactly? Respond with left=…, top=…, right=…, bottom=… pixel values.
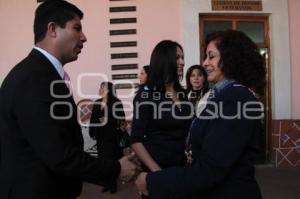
left=289, top=0, right=300, bottom=119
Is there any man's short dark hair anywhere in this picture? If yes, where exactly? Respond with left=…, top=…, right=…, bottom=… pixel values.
left=34, top=0, right=83, bottom=44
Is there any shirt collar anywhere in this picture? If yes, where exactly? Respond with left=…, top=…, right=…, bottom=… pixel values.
left=211, top=78, right=235, bottom=95
left=34, top=47, right=64, bottom=79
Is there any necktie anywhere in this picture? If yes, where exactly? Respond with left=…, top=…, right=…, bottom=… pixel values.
left=63, top=71, right=72, bottom=94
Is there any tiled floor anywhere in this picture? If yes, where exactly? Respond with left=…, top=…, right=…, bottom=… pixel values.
left=79, top=166, right=300, bottom=199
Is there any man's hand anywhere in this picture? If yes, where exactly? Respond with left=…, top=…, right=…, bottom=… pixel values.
left=135, top=172, right=149, bottom=196
left=118, top=152, right=137, bottom=182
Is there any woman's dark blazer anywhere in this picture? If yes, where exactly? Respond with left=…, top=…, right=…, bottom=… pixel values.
left=0, top=49, right=120, bottom=199
left=131, top=88, right=192, bottom=169
left=145, top=82, right=263, bottom=199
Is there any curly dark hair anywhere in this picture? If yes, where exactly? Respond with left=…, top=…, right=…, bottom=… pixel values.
left=205, top=30, right=266, bottom=94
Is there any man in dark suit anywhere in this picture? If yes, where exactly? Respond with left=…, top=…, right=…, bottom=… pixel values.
left=0, top=1, right=136, bottom=199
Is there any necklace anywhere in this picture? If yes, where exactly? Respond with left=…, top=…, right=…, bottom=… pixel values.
left=185, top=117, right=197, bottom=164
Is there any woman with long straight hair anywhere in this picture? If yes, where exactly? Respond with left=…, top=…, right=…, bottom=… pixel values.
left=89, top=81, right=125, bottom=194
left=130, top=40, right=192, bottom=198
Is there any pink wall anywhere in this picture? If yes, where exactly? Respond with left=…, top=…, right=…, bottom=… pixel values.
left=0, top=1, right=36, bottom=83
left=289, top=0, right=300, bottom=119
left=0, top=0, right=182, bottom=118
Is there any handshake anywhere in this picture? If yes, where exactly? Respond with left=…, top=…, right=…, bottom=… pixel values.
left=118, top=151, right=142, bottom=183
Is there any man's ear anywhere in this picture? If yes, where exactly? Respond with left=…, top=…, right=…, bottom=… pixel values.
left=47, top=22, right=58, bottom=38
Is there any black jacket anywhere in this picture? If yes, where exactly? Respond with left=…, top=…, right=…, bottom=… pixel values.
left=0, top=49, right=120, bottom=199
left=146, top=82, right=263, bottom=199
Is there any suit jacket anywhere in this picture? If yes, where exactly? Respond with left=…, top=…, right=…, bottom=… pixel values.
left=146, top=82, right=263, bottom=199
left=0, top=49, right=120, bottom=199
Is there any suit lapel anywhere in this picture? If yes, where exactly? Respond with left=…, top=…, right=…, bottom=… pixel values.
left=29, top=49, right=76, bottom=102
left=28, top=49, right=83, bottom=147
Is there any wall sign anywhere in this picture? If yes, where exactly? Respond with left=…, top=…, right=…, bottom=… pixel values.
left=211, top=0, right=262, bottom=11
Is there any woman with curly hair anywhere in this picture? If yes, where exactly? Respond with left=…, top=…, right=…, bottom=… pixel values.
left=135, top=30, right=265, bottom=199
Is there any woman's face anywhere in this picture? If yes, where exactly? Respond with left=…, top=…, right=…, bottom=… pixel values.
left=139, top=68, right=148, bottom=85
left=203, top=41, right=225, bottom=84
left=176, top=46, right=185, bottom=80
left=190, top=69, right=205, bottom=90
left=98, top=84, right=107, bottom=97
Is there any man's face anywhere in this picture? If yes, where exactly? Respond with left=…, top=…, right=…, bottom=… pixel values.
left=55, top=16, right=87, bottom=65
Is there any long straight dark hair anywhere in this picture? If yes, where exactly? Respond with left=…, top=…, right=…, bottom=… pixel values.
left=101, top=81, right=119, bottom=105
left=146, top=40, right=183, bottom=92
